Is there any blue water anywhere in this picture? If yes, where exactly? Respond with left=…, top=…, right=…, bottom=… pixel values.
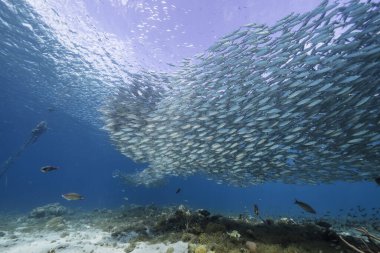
left=0, top=0, right=379, bottom=223
left=0, top=86, right=378, bottom=218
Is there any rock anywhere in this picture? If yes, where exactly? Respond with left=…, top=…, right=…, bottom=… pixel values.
left=181, top=233, right=196, bottom=242
left=278, top=217, right=296, bottom=225
left=60, top=232, right=69, bottom=238
left=166, top=246, right=174, bottom=253
left=178, top=205, right=187, bottom=212
left=315, top=220, right=332, bottom=229
left=0, top=231, right=5, bottom=237
left=194, top=245, right=207, bottom=253
left=29, top=203, right=68, bottom=218
left=227, top=230, right=241, bottom=240
left=245, top=241, right=257, bottom=253
left=111, top=227, right=139, bottom=243
left=197, top=209, right=210, bottom=217
left=205, top=222, right=226, bottom=233
left=46, top=217, right=67, bottom=231
left=124, top=242, right=136, bottom=253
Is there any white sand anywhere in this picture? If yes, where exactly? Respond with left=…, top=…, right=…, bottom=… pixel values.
left=0, top=227, right=188, bottom=253
left=131, top=241, right=188, bottom=253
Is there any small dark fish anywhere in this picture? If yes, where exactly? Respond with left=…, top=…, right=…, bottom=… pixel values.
left=254, top=204, right=259, bottom=216
left=62, top=193, right=84, bottom=201
left=375, top=177, right=380, bottom=185
left=176, top=188, right=181, bottom=194
left=253, top=204, right=266, bottom=223
left=40, top=165, right=59, bottom=173
left=294, top=199, right=316, bottom=214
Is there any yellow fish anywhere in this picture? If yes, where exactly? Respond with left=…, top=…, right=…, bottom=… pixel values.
left=62, top=193, right=84, bottom=201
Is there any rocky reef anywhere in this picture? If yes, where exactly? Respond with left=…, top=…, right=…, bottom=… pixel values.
left=86, top=204, right=371, bottom=252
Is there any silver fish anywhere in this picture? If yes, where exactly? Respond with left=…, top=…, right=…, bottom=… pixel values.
left=101, top=0, right=380, bottom=187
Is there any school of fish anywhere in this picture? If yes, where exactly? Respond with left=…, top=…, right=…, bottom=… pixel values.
left=102, top=0, right=380, bottom=186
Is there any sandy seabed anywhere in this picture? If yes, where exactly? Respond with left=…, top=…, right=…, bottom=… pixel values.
left=0, top=226, right=188, bottom=253
left=0, top=203, right=189, bottom=253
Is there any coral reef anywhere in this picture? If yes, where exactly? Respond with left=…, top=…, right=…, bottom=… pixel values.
left=133, top=205, right=349, bottom=252
left=1, top=204, right=378, bottom=253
